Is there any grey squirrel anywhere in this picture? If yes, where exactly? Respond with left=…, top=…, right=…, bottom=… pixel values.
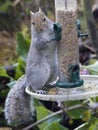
left=4, top=8, right=61, bottom=127
left=25, top=8, right=59, bottom=92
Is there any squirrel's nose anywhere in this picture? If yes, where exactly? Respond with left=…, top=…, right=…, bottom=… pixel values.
left=54, top=23, right=62, bottom=32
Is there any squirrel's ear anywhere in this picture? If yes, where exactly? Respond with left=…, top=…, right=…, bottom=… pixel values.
left=39, top=7, right=44, bottom=14
left=30, top=10, right=34, bottom=16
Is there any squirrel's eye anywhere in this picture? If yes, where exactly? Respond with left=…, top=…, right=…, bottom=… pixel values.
left=43, top=17, right=46, bottom=22
left=32, top=22, right=35, bottom=25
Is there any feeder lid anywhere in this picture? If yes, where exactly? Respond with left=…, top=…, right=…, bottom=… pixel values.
left=25, top=75, right=98, bottom=101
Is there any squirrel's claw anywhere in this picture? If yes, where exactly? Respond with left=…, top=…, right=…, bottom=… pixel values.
left=36, top=90, right=47, bottom=95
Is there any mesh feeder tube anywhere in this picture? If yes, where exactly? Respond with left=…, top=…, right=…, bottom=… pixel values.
left=55, top=0, right=83, bottom=87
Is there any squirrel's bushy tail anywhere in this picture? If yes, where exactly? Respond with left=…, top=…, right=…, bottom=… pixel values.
left=4, top=76, right=36, bottom=127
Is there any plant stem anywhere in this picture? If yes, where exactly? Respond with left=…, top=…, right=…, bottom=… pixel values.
left=23, top=104, right=83, bottom=130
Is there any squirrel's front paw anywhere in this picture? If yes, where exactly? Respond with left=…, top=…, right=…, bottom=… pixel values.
left=36, top=90, right=46, bottom=95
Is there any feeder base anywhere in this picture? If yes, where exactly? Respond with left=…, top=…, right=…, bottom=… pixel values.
left=25, top=75, right=98, bottom=101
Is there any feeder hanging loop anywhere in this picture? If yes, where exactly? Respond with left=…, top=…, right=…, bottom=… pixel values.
left=65, top=0, right=67, bottom=9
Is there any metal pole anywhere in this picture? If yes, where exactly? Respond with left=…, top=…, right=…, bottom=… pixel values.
left=65, top=0, right=67, bottom=9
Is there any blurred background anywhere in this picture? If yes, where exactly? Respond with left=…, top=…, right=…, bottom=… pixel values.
left=0, top=0, right=55, bottom=66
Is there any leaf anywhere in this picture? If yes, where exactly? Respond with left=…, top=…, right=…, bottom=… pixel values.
left=33, top=99, right=44, bottom=107
left=15, top=32, right=29, bottom=79
left=0, top=89, right=9, bottom=98
left=0, top=0, right=12, bottom=12
left=74, top=123, right=90, bottom=130
left=15, top=57, right=26, bottom=80
left=7, top=80, right=16, bottom=88
left=0, top=107, right=4, bottom=113
left=89, top=120, right=98, bottom=130
left=65, top=101, right=85, bottom=119
left=75, top=117, right=98, bottom=130
left=16, top=32, right=30, bottom=60
left=44, top=122, right=68, bottom=130
left=36, top=106, right=61, bottom=130
left=68, top=108, right=85, bottom=119
left=0, top=67, right=10, bottom=78
left=82, top=61, right=98, bottom=75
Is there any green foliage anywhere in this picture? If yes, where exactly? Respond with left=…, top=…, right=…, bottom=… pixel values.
left=0, top=89, right=9, bottom=98
left=1, top=32, right=30, bottom=91
left=75, top=123, right=90, bottom=130
left=0, top=67, right=11, bottom=98
left=65, top=101, right=86, bottom=119
left=13, top=32, right=30, bottom=80
left=44, top=122, right=68, bottom=130
left=89, top=120, right=98, bottom=130
left=0, top=0, right=12, bottom=12
left=14, top=58, right=25, bottom=80
left=16, top=32, right=30, bottom=61
left=75, top=117, right=98, bottom=130
left=36, top=106, right=61, bottom=130
left=82, top=61, right=98, bottom=75
left=0, top=67, right=10, bottom=78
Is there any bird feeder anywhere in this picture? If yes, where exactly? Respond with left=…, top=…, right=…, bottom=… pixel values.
left=25, top=0, right=98, bottom=101
left=55, top=0, right=79, bottom=82
left=55, top=0, right=83, bottom=87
